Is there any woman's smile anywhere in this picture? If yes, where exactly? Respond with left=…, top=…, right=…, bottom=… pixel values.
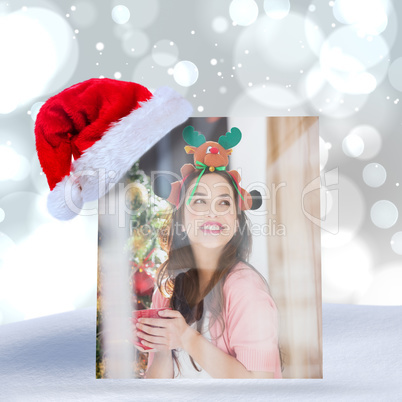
left=200, top=221, right=224, bottom=234
left=200, top=226, right=223, bottom=234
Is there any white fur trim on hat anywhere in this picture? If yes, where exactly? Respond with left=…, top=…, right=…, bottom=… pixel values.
left=47, top=86, right=192, bottom=219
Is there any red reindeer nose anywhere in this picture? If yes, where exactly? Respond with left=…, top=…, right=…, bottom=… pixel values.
left=210, top=147, right=219, bottom=154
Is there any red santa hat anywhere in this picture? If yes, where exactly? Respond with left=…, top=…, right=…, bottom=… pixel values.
left=34, top=78, right=192, bottom=220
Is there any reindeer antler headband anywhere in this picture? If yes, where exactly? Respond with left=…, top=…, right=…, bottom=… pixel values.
left=156, top=126, right=262, bottom=211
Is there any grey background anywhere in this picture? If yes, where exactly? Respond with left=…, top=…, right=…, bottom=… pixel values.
left=0, top=0, right=401, bottom=325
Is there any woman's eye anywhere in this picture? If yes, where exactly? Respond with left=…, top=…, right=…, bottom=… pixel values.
left=193, top=199, right=230, bottom=205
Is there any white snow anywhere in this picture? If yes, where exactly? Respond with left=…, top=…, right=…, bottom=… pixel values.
left=0, top=304, right=401, bottom=401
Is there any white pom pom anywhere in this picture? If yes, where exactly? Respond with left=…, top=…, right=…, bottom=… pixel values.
left=47, top=175, right=84, bottom=220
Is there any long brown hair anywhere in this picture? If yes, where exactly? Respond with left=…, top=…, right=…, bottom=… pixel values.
left=155, top=169, right=282, bottom=376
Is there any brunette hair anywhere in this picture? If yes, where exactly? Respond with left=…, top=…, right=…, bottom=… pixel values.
left=155, top=169, right=283, bottom=376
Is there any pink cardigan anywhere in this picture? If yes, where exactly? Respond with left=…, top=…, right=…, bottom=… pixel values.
left=146, top=261, right=282, bottom=378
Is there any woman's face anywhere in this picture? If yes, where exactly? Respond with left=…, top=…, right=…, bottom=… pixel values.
left=182, top=173, right=238, bottom=250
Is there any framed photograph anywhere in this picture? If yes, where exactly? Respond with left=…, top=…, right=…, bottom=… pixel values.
left=96, top=116, right=322, bottom=379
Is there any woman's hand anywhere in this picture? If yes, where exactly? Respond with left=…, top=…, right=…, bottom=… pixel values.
left=135, top=309, right=197, bottom=352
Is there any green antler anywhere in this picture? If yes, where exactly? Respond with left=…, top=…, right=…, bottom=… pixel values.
left=218, top=127, right=242, bottom=150
left=182, top=126, right=206, bottom=147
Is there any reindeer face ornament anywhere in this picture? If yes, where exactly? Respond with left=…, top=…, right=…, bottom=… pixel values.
left=183, top=125, right=237, bottom=170
left=158, top=126, right=262, bottom=211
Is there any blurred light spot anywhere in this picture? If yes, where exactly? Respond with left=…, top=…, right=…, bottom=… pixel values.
left=173, top=61, right=199, bottom=87
left=342, top=133, right=364, bottom=157
left=320, top=26, right=389, bottom=95
left=210, top=58, right=218, bottom=66
left=229, top=0, right=259, bottom=26
left=0, top=8, right=78, bottom=114
left=0, top=232, right=16, bottom=260
left=0, top=208, right=4, bottom=223
left=321, top=174, right=365, bottom=248
left=307, top=83, right=368, bottom=117
left=70, top=1, right=97, bottom=28
left=113, top=23, right=128, bottom=39
left=114, top=72, right=122, bottom=79
left=30, top=102, right=45, bottom=122
left=0, top=217, right=97, bottom=319
left=212, top=16, right=229, bottom=33
left=96, top=42, right=104, bottom=51
left=117, top=0, right=158, bottom=28
left=359, top=263, right=402, bottom=305
left=248, top=84, right=304, bottom=109
left=219, top=86, right=227, bottom=94
left=197, top=106, right=204, bottom=112
left=390, top=232, right=402, bottom=255
left=0, top=146, right=20, bottom=180
left=322, top=238, right=374, bottom=302
left=362, top=163, right=386, bottom=188
left=304, top=64, right=326, bottom=98
left=347, top=125, right=382, bottom=160
left=228, top=86, right=308, bottom=115
left=132, top=55, right=176, bottom=90
left=309, top=4, right=316, bottom=12
left=234, top=14, right=316, bottom=93
left=319, top=136, right=329, bottom=170
left=12, top=155, right=30, bottom=181
left=121, top=29, right=149, bottom=58
left=321, top=48, right=377, bottom=94
left=264, top=0, right=290, bottom=20
left=388, top=57, right=402, bottom=92
left=111, top=5, right=130, bottom=24
left=152, top=39, right=179, bottom=67
left=370, top=200, right=398, bottom=229
left=304, top=17, right=326, bottom=57
left=333, top=0, right=388, bottom=36
left=0, top=192, right=52, bottom=243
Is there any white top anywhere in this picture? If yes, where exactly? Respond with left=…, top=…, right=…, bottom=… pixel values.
left=173, top=311, right=213, bottom=379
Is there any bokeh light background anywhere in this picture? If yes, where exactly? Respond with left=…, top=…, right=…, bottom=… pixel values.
left=0, top=0, right=401, bottom=324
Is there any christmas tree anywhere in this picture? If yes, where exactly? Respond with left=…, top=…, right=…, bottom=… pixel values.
left=96, top=161, right=171, bottom=378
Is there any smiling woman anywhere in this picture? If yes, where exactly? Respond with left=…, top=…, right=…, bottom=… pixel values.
left=183, top=174, right=239, bottom=260
left=134, top=126, right=283, bottom=379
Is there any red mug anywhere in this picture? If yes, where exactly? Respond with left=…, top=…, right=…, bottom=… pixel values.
left=131, top=308, right=172, bottom=351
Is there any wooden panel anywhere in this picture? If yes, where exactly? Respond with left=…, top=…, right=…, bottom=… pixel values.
left=265, top=117, right=322, bottom=378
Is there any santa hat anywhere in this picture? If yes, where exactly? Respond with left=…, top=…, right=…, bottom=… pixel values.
left=34, top=78, right=193, bottom=220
